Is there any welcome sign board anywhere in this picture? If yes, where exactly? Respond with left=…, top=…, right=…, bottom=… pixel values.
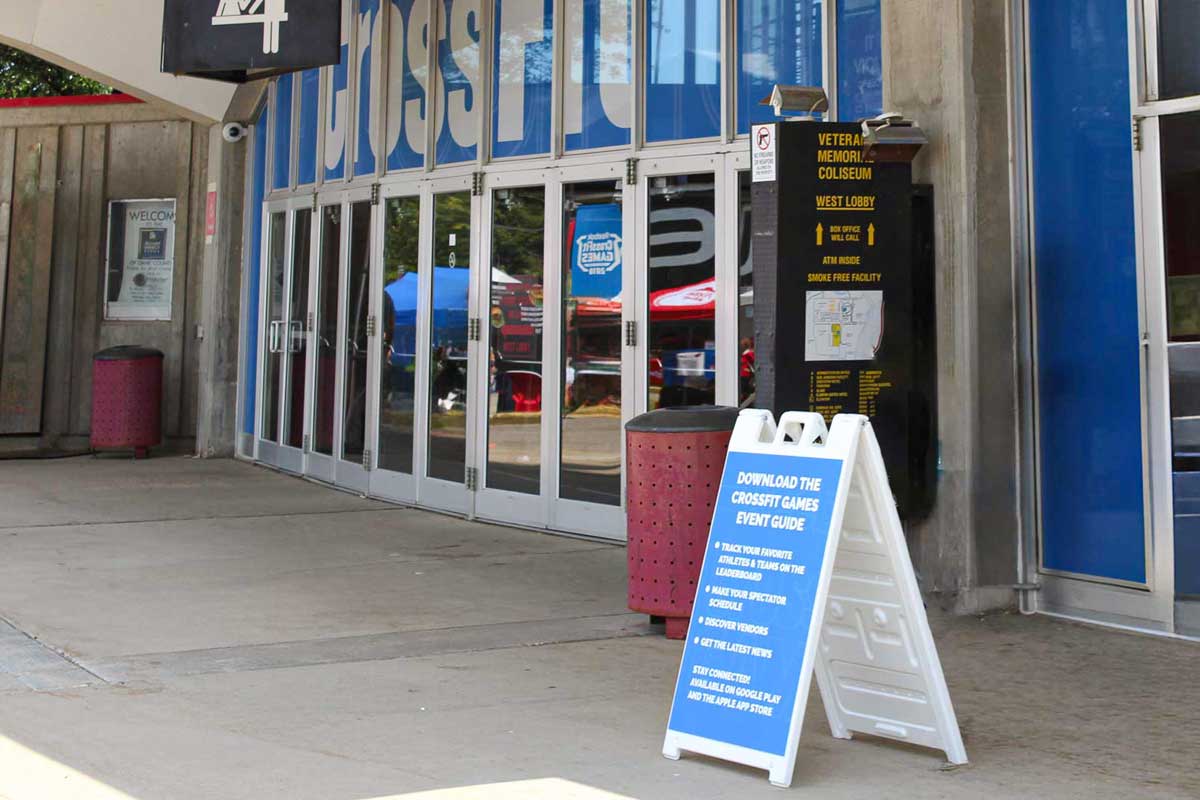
left=664, top=410, right=966, bottom=786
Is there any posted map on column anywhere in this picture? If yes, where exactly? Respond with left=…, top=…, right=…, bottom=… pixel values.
left=805, top=290, right=883, bottom=361
left=667, top=451, right=842, bottom=756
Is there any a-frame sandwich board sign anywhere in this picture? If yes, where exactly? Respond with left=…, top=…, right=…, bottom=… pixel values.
left=663, top=410, right=967, bottom=787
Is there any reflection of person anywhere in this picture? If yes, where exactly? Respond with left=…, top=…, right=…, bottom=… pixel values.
left=739, top=337, right=756, bottom=401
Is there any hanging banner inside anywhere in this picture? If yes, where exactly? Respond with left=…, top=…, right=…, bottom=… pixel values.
left=663, top=410, right=966, bottom=787
left=161, top=0, right=342, bottom=83
left=105, top=199, right=177, bottom=322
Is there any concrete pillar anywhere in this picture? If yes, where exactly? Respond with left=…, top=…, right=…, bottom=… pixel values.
left=195, top=125, right=246, bottom=458
left=882, top=0, right=1021, bottom=612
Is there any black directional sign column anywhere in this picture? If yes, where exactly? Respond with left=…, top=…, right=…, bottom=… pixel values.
left=750, top=121, right=922, bottom=517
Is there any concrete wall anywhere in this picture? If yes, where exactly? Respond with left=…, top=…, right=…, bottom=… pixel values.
left=0, top=0, right=235, bottom=123
left=882, top=1, right=1022, bottom=612
left=0, top=102, right=210, bottom=454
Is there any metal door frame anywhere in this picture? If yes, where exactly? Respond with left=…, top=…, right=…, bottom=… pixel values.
left=416, top=173, right=478, bottom=516
left=472, top=168, right=557, bottom=529
left=368, top=182, right=424, bottom=504
left=334, top=186, right=377, bottom=494
left=305, top=195, right=346, bottom=484
left=547, top=160, right=635, bottom=540
left=255, top=201, right=292, bottom=468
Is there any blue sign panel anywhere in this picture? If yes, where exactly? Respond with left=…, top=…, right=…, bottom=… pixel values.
left=244, top=106, right=269, bottom=436
left=737, top=0, right=823, bottom=133
left=436, top=0, right=481, bottom=165
left=355, top=0, right=381, bottom=177
left=387, top=0, right=428, bottom=171
left=569, top=203, right=623, bottom=299
left=836, top=0, right=882, bottom=122
left=272, top=72, right=293, bottom=191
left=297, top=69, right=320, bottom=185
left=645, top=0, right=721, bottom=142
left=492, top=0, right=553, bottom=158
left=1029, top=0, right=1145, bottom=583
left=668, top=451, right=842, bottom=756
left=564, top=0, right=631, bottom=152
left=325, top=1, right=351, bottom=181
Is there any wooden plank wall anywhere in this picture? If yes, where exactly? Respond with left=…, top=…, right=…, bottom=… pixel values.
left=0, top=127, right=58, bottom=434
left=0, top=116, right=207, bottom=450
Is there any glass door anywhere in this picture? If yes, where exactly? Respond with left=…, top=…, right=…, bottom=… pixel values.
left=255, top=203, right=289, bottom=466
left=275, top=200, right=315, bottom=473
left=305, top=199, right=344, bottom=484
left=637, top=157, right=723, bottom=414
left=418, top=176, right=479, bottom=514
left=368, top=186, right=423, bottom=503
left=335, top=190, right=376, bottom=493
left=548, top=162, right=635, bottom=539
left=472, top=171, right=552, bottom=527
left=1144, top=109, right=1200, bottom=637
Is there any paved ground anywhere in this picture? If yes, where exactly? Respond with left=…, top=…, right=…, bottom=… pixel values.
left=0, top=455, right=1197, bottom=800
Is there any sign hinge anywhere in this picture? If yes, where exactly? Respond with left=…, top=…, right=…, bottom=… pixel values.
left=363, top=449, right=373, bottom=471
left=366, top=314, right=377, bottom=337
left=1132, top=117, right=1143, bottom=152
left=468, top=317, right=482, bottom=341
left=472, top=172, right=484, bottom=196
left=465, top=467, right=479, bottom=491
left=302, top=434, right=310, bottom=453
left=625, top=319, right=637, bottom=347
left=307, top=311, right=315, bottom=331
left=625, top=158, right=638, bottom=185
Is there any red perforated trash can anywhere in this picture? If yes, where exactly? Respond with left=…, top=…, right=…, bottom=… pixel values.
left=626, top=406, right=739, bottom=639
left=91, top=346, right=163, bottom=458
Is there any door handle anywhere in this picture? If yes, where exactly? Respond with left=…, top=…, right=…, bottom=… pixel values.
left=288, top=320, right=304, bottom=353
left=269, top=320, right=281, bottom=353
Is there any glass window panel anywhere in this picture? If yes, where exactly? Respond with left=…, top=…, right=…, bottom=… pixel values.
left=1029, top=0, right=1145, bottom=583
left=428, top=192, right=472, bottom=482
left=647, top=174, right=716, bottom=409
left=436, top=0, right=482, bottom=165
left=272, top=74, right=293, bottom=191
left=285, top=210, right=312, bottom=449
left=355, top=0, right=382, bottom=177
left=1163, top=112, right=1200, bottom=606
left=564, top=0, right=632, bottom=151
left=1159, top=1, right=1200, bottom=100
left=836, top=0, right=882, bottom=122
left=325, top=0, right=352, bottom=181
left=243, top=108, right=268, bottom=437
left=380, top=196, right=421, bottom=474
left=737, top=171, right=755, bottom=405
left=298, top=69, right=321, bottom=185
left=488, top=187, right=545, bottom=493
left=342, top=201, right=373, bottom=462
left=562, top=181, right=622, bottom=505
left=492, top=0, right=553, bottom=158
left=645, top=0, right=721, bottom=142
left=262, top=213, right=287, bottom=442
left=314, top=205, right=343, bottom=456
left=736, top=0, right=823, bottom=133
left=387, top=0, right=429, bottom=171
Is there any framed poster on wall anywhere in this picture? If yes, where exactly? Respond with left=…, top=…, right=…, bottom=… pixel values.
left=104, top=199, right=177, bottom=321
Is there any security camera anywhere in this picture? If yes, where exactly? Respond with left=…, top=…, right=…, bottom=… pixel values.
left=222, top=122, right=247, bottom=143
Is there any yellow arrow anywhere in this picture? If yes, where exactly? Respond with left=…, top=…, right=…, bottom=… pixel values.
left=867, top=223, right=876, bottom=246
left=816, top=223, right=823, bottom=246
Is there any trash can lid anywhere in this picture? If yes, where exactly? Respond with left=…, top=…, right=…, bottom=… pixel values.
left=625, top=405, right=741, bottom=433
left=94, top=345, right=164, bottom=361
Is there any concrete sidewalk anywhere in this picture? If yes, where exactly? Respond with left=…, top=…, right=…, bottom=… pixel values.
left=0, top=456, right=1196, bottom=799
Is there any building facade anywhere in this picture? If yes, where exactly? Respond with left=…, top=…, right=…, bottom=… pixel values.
left=1, top=0, right=1197, bottom=638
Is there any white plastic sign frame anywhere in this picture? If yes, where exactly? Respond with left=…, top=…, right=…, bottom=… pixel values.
left=663, top=410, right=967, bottom=787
